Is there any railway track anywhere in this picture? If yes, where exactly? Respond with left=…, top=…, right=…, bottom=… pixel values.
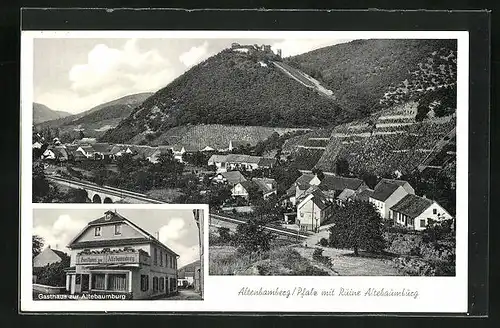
left=209, top=213, right=309, bottom=239
left=48, top=175, right=165, bottom=204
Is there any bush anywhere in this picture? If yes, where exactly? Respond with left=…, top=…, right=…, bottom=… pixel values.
left=34, top=256, right=70, bottom=287
left=312, top=247, right=332, bottom=267
left=319, top=238, right=329, bottom=247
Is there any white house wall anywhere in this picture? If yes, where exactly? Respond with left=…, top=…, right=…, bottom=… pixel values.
left=414, top=202, right=453, bottom=230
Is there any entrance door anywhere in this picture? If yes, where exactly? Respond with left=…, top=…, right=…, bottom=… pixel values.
left=81, top=274, right=90, bottom=292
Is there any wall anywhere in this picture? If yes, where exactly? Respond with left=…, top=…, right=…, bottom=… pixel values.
left=33, top=248, right=63, bottom=268
left=414, top=202, right=453, bottom=230
left=75, top=222, right=144, bottom=243
left=231, top=184, right=249, bottom=198
left=297, top=198, right=323, bottom=231
left=384, top=187, right=411, bottom=219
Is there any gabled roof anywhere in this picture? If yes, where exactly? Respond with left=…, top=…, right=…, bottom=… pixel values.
left=78, top=145, right=95, bottom=153
left=50, top=248, right=69, bottom=259
left=390, top=194, right=434, bottom=218
left=253, top=178, right=276, bottom=193
left=220, top=171, right=247, bottom=184
left=258, top=157, right=277, bottom=167
left=299, top=189, right=330, bottom=210
left=52, top=147, right=69, bottom=158
left=69, top=211, right=179, bottom=256
left=371, top=180, right=401, bottom=202
left=293, top=173, right=316, bottom=189
left=237, top=180, right=257, bottom=192
left=354, top=188, right=374, bottom=202
left=378, top=178, right=410, bottom=187
left=319, top=175, right=364, bottom=192
left=92, top=143, right=113, bottom=154
left=226, top=154, right=250, bottom=162
left=208, top=154, right=227, bottom=163
left=337, top=188, right=356, bottom=201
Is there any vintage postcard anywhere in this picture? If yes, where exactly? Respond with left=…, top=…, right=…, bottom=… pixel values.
left=21, top=30, right=468, bottom=312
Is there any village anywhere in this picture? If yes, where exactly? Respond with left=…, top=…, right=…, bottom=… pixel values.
left=32, top=130, right=454, bottom=235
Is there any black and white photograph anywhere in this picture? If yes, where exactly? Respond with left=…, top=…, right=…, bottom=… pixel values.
left=21, top=28, right=472, bottom=313
left=30, top=36, right=457, bottom=277
left=31, top=207, right=205, bottom=301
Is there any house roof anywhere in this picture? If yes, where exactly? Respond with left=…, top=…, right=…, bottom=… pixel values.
left=70, top=211, right=179, bottom=256
left=337, top=188, right=356, bottom=201
left=258, top=157, right=277, bottom=167
left=294, top=173, right=316, bottom=189
left=378, top=178, right=409, bottom=187
left=319, top=175, right=364, bottom=192
left=50, top=248, right=69, bottom=259
left=226, top=154, right=250, bottom=162
left=78, top=145, right=95, bottom=153
left=92, top=143, right=113, bottom=154
left=221, top=171, right=247, bottom=184
left=208, top=154, right=227, bottom=163
left=354, top=188, right=374, bottom=202
left=299, top=189, right=330, bottom=210
left=253, top=178, right=276, bottom=193
left=390, top=194, right=434, bottom=218
left=371, top=180, right=401, bottom=202
left=52, top=147, right=69, bottom=158
left=238, top=180, right=257, bottom=192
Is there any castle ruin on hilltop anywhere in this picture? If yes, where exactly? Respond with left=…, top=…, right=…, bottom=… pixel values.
left=230, top=42, right=282, bottom=60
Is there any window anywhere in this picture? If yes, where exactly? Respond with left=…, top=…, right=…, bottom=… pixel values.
left=420, top=219, right=426, bottom=228
left=153, top=277, right=158, bottom=292
left=159, top=277, right=164, bottom=291
left=94, top=227, right=102, bottom=237
left=114, top=224, right=121, bottom=235
left=433, top=208, right=437, bottom=215
left=160, top=250, right=163, bottom=267
left=92, top=274, right=106, bottom=290
left=108, top=274, right=127, bottom=291
left=153, top=248, right=157, bottom=266
left=140, top=275, right=149, bottom=291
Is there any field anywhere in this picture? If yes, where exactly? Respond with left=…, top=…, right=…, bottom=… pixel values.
left=135, top=124, right=310, bottom=148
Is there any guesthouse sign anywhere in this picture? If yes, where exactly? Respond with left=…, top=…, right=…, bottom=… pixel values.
left=76, top=253, right=140, bottom=265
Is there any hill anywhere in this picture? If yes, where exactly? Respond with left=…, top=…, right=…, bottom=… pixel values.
left=33, top=103, right=71, bottom=124
left=100, top=47, right=346, bottom=144
left=34, top=92, right=153, bottom=139
left=286, top=39, right=457, bottom=117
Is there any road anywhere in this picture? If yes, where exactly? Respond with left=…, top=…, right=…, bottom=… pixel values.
left=162, top=289, right=203, bottom=300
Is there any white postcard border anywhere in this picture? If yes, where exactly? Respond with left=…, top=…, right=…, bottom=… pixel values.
left=21, top=30, right=469, bottom=313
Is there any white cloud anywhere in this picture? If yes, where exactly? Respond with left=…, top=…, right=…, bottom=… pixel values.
left=271, top=39, right=352, bottom=58
left=178, top=41, right=210, bottom=68
left=33, top=214, right=87, bottom=253
left=158, top=218, right=200, bottom=267
left=36, top=39, right=176, bottom=113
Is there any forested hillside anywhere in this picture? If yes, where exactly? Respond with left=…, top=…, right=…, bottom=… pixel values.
left=100, top=48, right=346, bottom=144
left=286, top=39, right=457, bottom=117
left=33, top=103, right=71, bottom=124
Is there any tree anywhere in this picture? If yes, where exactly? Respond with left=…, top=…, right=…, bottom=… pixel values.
left=334, top=157, right=350, bottom=176
left=328, top=200, right=386, bottom=256
left=359, top=171, right=379, bottom=189
left=218, top=227, right=232, bottom=244
left=33, top=235, right=44, bottom=258
left=34, top=255, right=71, bottom=287
left=78, top=130, right=85, bottom=140
left=312, top=168, right=325, bottom=181
left=246, top=182, right=263, bottom=204
left=234, top=219, right=275, bottom=254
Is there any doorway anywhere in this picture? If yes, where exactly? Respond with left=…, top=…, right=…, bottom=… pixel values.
left=81, top=274, right=90, bottom=292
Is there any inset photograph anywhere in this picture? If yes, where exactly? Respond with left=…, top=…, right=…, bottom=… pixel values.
left=32, top=207, right=204, bottom=300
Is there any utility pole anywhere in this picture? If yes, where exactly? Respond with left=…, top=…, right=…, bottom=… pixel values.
left=193, top=209, right=204, bottom=298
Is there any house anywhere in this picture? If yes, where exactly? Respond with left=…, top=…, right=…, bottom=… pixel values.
left=65, top=210, right=179, bottom=299
left=212, top=171, right=247, bottom=186
left=318, top=175, right=368, bottom=200
left=32, top=141, right=43, bottom=149
left=53, top=146, right=69, bottom=161
left=207, top=154, right=276, bottom=173
left=352, top=188, right=374, bottom=202
left=296, top=189, right=333, bottom=232
left=369, top=179, right=415, bottom=220
left=208, top=154, right=229, bottom=172
left=177, top=260, right=201, bottom=292
left=33, top=246, right=68, bottom=268
left=91, top=143, right=114, bottom=160
left=390, top=194, right=453, bottom=230
left=231, top=178, right=277, bottom=199
left=41, top=148, right=56, bottom=160
left=253, top=178, right=277, bottom=198
left=110, top=145, right=133, bottom=157
left=200, top=146, right=215, bottom=152
left=285, top=173, right=322, bottom=206
left=336, top=188, right=356, bottom=205
left=75, top=145, right=95, bottom=159
left=170, top=145, right=187, bottom=162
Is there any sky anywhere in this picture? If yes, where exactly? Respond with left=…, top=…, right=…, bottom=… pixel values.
left=32, top=208, right=202, bottom=268
left=33, top=37, right=352, bottom=114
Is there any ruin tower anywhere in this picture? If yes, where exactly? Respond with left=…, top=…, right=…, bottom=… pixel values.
left=277, top=49, right=282, bottom=58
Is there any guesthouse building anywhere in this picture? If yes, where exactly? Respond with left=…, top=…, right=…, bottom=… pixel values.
left=65, top=210, right=179, bottom=299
